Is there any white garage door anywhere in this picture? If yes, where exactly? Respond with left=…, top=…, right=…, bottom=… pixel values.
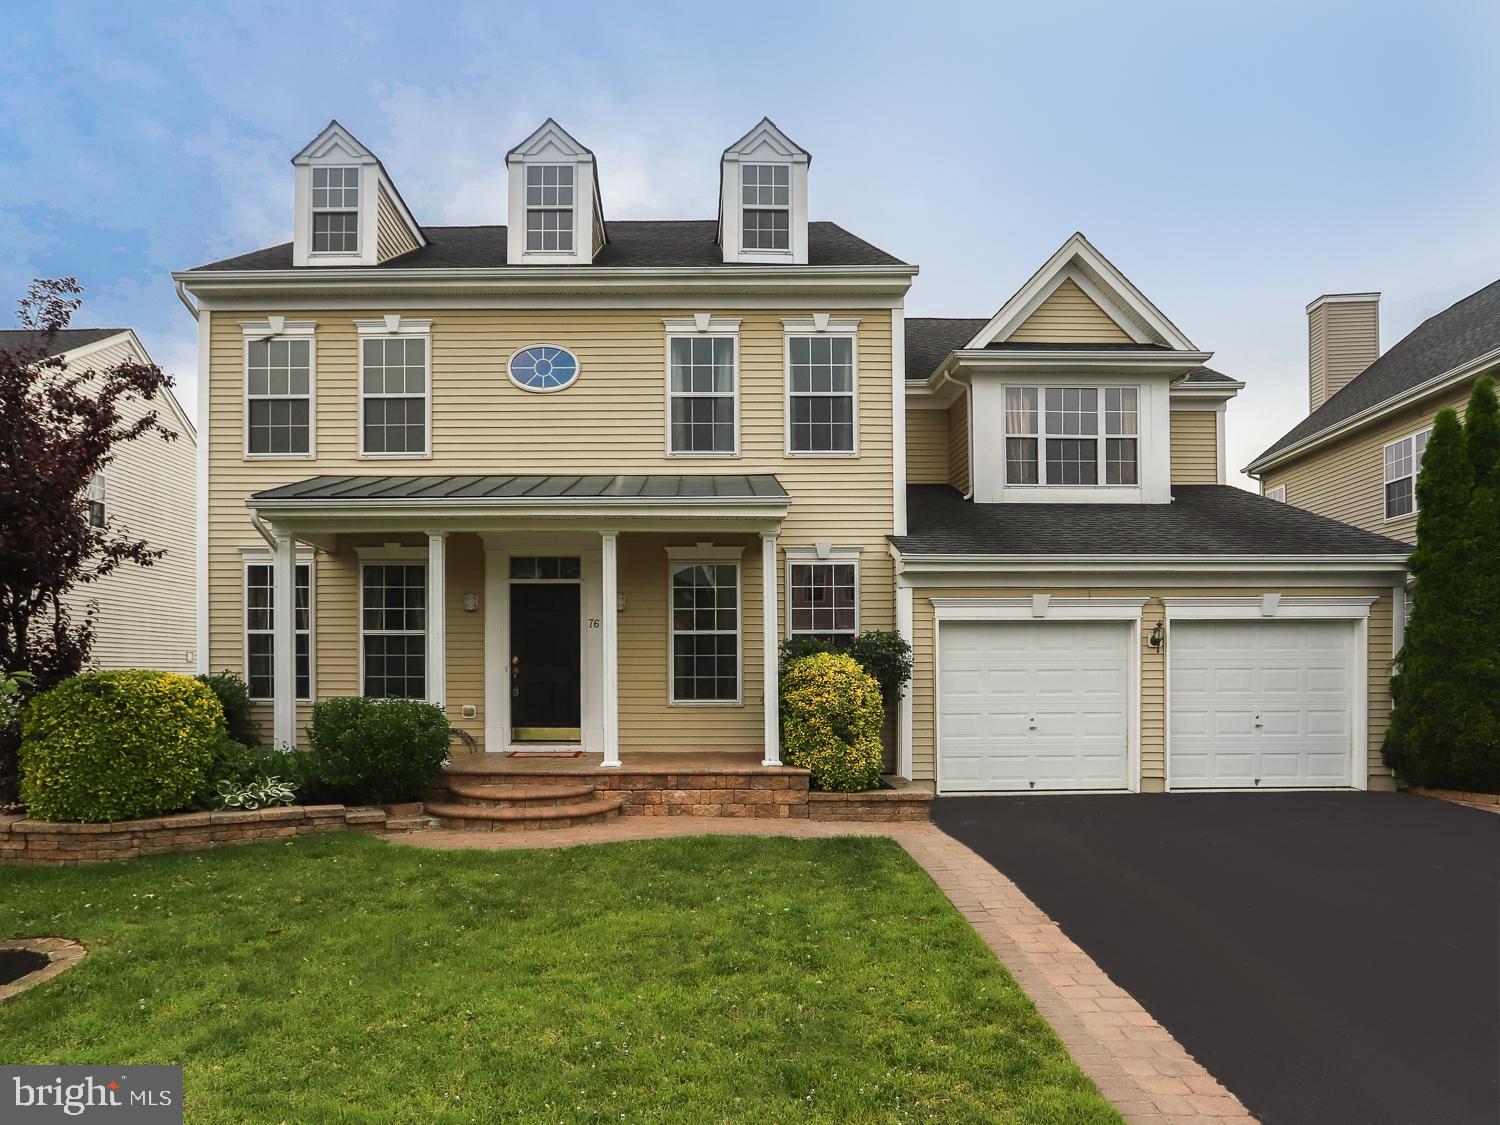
left=1169, top=619, right=1356, bottom=789
left=938, top=620, right=1130, bottom=793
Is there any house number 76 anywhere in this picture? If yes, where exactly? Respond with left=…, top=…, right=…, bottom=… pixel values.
left=587, top=618, right=600, bottom=629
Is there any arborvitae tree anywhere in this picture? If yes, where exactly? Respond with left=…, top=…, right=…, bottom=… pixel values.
left=1465, top=376, right=1500, bottom=489
left=1458, top=377, right=1500, bottom=784
left=1383, top=408, right=1490, bottom=786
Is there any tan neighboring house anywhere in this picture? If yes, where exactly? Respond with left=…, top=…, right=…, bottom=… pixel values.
left=0, top=328, right=198, bottom=673
left=1248, top=283, right=1500, bottom=546
left=173, top=116, right=1410, bottom=793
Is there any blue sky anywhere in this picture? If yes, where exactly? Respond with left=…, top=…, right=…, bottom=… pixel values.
left=4, top=0, right=1499, bottom=483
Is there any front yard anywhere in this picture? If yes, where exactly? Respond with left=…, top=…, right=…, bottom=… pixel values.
left=0, top=833, right=1117, bottom=1122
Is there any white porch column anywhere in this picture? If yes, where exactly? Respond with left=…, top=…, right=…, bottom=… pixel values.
left=600, top=530, right=621, bottom=768
left=896, top=583, right=914, bottom=780
left=760, top=530, right=781, bottom=767
left=272, top=533, right=297, bottom=748
left=426, top=531, right=447, bottom=710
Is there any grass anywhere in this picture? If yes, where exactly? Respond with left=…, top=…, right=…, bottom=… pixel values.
left=0, top=833, right=1119, bottom=1123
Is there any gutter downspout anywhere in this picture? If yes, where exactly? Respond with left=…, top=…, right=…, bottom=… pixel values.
left=249, top=508, right=277, bottom=549
left=174, top=279, right=198, bottom=318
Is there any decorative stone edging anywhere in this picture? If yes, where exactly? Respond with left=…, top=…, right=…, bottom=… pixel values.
left=0, top=937, right=86, bottom=1002
left=1409, top=786, right=1500, bottom=813
left=0, top=805, right=390, bottom=867
left=807, top=788, right=934, bottom=822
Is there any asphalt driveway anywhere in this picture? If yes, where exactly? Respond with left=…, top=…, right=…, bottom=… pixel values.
left=932, top=792, right=1499, bottom=1125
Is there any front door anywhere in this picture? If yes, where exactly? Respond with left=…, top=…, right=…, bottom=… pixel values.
left=510, top=580, right=582, bottom=742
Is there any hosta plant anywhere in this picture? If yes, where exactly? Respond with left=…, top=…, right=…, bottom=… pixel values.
left=215, top=775, right=297, bottom=811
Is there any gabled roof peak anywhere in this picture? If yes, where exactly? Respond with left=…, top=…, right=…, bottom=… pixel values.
left=966, top=232, right=1196, bottom=352
left=292, top=119, right=375, bottom=164
left=506, top=118, right=595, bottom=162
left=722, top=116, right=809, bottom=163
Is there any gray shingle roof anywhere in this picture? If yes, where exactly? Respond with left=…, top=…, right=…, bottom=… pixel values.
left=192, top=221, right=905, bottom=272
left=903, top=317, right=1235, bottom=385
left=892, top=484, right=1409, bottom=557
left=1256, top=277, right=1500, bottom=464
left=251, top=473, right=789, bottom=504
left=0, top=328, right=128, bottom=357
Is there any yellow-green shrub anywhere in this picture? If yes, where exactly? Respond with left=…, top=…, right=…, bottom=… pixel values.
left=20, top=670, right=223, bottom=822
left=780, top=652, right=884, bottom=792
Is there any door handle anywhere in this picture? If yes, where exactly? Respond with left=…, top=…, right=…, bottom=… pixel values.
left=511, top=655, right=521, bottom=682
left=1253, top=713, right=1264, bottom=729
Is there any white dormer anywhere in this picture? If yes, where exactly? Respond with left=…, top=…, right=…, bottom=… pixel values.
left=506, top=119, right=606, bottom=265
left=291, top=120, right=425, bottom=268
left=718, top=118, right=809, bottom=265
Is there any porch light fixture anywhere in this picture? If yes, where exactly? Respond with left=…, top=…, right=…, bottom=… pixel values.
left=463, top=593, right=479, bottom=613
left=1148, top=621, right=1164, bottom=650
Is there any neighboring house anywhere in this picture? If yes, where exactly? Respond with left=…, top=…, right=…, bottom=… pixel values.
left=1248, top=284, right=1500, bottom=544
left=173, top=116, right=1410, bottom=794
left=0, top=328, right=198, bottom=674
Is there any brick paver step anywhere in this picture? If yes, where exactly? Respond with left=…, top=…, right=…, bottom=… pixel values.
left=423, top=797, right=624, bottom=831
left=442, top=780, right=599, bottom=807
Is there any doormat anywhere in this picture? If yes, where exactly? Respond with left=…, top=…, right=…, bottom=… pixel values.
left=506, top=750, right=584, bottom=758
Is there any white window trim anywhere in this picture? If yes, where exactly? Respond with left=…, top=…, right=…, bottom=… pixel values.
left=784, top=544, right=862, bottom=638
left=740, top=162, right=793, bottom=255
left=665, top=544, right=744, bottom=706
left=86, top=472, right=107, bottom=528
left=782, top=317, right=861, bottom=457
left=358, top=555, right=429, bottom=699
left=523, top=163, right=578, bottom=255
left=663, top=316, right=742, bottom=458
left=1382, top=426, right=1432, bottom=522
left=355, top=317, right=433, bottom=460
left=1264, top=484, right=1286, bottom=503
left=309, top=165, right=362, bottom=259
left=1004, top=384, right=1142, bottom=488
left=507, top=343, right=581, bottom=394
left=241, top=319, right=317, bottom=459
left=241, top=548, right=316, bottom=703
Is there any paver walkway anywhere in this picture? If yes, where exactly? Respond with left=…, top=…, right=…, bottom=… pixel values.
left=391, top=818, right=1252, bottom=1124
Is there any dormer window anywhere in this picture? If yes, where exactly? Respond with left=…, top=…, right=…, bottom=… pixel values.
left=1004, top=385, right=1138, bottom=486
left=741, top=164, right=789, bottom=250
left=311, top=166, right=360, bottom=253
left=525, top=165, right=575, bottom=252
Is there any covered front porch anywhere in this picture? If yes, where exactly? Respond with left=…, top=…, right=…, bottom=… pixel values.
left=247, top=473, right=792, bottom=769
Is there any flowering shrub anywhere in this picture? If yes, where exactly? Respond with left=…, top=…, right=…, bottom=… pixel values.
left=216, top=775, right=297, bottom=811
left=20, top=669, right=223, bottom=822
left=780, top=652, right=884, bottom=792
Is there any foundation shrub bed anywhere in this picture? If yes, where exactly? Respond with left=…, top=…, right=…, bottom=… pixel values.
left=305, top=696, right=449, bottom=805
left=20, top=670, right=223, bottom=822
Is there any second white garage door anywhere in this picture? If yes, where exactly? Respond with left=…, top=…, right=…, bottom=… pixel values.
left=1168, top=619, right=1357, bottom=789
left=938, top=620, right=1131, bottom=793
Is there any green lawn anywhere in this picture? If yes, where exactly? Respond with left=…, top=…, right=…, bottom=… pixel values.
left=0, top=833, right=1119, bottom=1123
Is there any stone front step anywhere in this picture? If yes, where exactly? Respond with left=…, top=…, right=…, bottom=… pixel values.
left=385, top=813, right=440, bottom=833
left=442, top=780, right=599, bottom=808
left=423, top=797, right=625, bottom=831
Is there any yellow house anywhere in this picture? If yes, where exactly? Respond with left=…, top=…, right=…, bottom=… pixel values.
left=175, top=117, right=1410, bottom=794
left=1248, top=285, right=1500, bottom=544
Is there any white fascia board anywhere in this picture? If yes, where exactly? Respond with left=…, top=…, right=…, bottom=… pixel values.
left=1170, top=383, right=1244, bottom=402
left=890, top=550, right=1410, bottom=581
left=1244, top=347, right=1500, bottom=475
left=929, top=350, right=1214, bottom=387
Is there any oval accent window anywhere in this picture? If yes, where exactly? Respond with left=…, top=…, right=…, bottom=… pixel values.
left=508, top=345, right=579, bottom=392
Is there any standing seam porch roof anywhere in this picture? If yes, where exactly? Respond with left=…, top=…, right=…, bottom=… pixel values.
left=250, top=474, right=790, bottom=504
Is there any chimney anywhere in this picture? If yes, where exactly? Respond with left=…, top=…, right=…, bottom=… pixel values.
left=1307, top=293, right=1379, bottom=411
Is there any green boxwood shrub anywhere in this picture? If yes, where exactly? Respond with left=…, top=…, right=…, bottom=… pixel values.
left=20, top=669, right=224, bottom=822
left=196, top=670, right=260, bottom=747
left=780, top=652, right=884, bottom=792
left=305, top=696, right=450, bottom=805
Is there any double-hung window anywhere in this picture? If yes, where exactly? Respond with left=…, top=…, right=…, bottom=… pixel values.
left=669, top=559, right=740, bottom=703
left=667, top=328, right=737, bottom=454
left=788, top=334, right=856, bottom=453
left=741, top=163, right=790, bottom=250
left=1384, top=428, right=1431, bottom=519
left=525, top=164, right=574, bottom=251
left=246, top=333, right=313, bottom=456
left=361, top=563, right=426, bottom=699
left=245, top=560, right=311, bottom=701
left=788, top=558, right=859, bottom=643
left=1004, top=385, right=1139, bottom=486
left=360, top=329, right=429, bottom=456
left=86, top=473, right=106, bottom=528
left=311, top=166, right=359, bottom=253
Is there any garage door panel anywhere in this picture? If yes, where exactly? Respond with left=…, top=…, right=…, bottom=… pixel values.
left=939, top=620, right=1131, bottom=793
left=1169, top=619, right=1355, bottom=790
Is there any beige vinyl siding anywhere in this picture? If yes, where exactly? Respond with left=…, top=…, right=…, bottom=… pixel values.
left=58, top=337, right=197, bottom=675
left=908, top=585, right=1395, bottom=790
left=208, top=307, right=895, bottom=751
left=1169, top=408, right=1219, bottom=484
left=948, top=393, right=971, bottom=494
left=1009, top=278, right=1132, bottom=343
left=906, top=407, right=951, bottom=484
left=1262, top=383, right=1470, bottom=543
left=375, top=184, right=420, bottom=262
left=1308, top=298, right=1379, bottom=411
